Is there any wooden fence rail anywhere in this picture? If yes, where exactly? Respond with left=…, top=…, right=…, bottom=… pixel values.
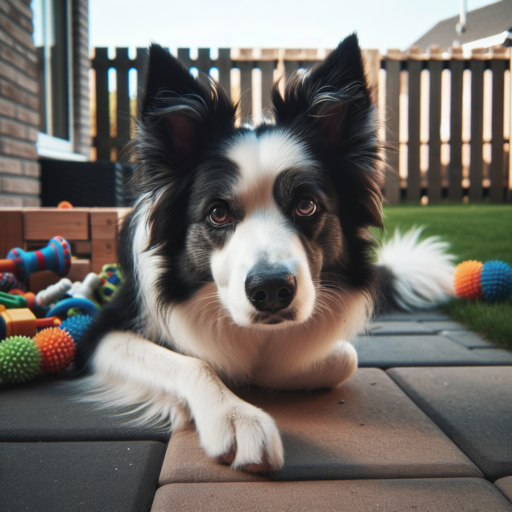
left=91, top=46, right=512, bottom=204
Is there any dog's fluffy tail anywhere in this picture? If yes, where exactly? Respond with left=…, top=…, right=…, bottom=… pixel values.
left=376, top=227, right=456, bottom=311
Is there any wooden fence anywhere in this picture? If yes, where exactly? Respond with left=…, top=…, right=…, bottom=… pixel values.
left=91, top=46, right=512, bottom=204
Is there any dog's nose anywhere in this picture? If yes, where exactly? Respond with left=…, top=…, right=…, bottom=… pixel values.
left=245, top=262, right=297, bottom=313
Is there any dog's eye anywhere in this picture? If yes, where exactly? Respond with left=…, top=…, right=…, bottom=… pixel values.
left=296, top=198, right=317, bottom=217
left=209, top=206, right=231, bottom=226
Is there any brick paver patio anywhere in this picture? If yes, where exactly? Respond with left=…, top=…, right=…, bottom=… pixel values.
left=1, top=310, right=511, bottom=511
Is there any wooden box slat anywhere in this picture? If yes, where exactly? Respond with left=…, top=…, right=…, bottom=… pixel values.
left=24, top=210, right=90, bottom=241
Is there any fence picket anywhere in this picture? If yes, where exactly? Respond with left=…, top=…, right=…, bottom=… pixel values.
left=115, top=48, right=131, bottom=156
left=217, top=49, right=231, bottom=99
left=407, top=58, right=422, bottom=201
left=428, top=58, right=443, bottom=202
left=469, top=58, right=485, bottom=201
left=490, top=58, right=506, bottom=202
left=238, top=61, right=253, bottom=121
left=384, top=58, right=401, bottom=205
left=93, top=48, right=111, bottom=161
left=259, top=60, right=274, bottom=116
left=449, top=57, right=464, bottom=201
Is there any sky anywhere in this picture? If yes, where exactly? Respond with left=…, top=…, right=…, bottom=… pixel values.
left=89, top=0, right=499, bottom=52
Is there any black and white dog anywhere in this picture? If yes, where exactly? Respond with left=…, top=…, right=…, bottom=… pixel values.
left=76, top=35, right=454, bottom=473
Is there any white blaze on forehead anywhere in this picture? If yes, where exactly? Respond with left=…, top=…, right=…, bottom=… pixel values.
left=226, top=130, right=312, bottom=198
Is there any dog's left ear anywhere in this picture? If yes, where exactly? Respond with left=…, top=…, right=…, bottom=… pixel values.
left=272, top=34, right=374, bottom=152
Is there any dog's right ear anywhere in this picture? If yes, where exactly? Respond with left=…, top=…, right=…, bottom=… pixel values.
left=135, top=44, right=236, bottom=173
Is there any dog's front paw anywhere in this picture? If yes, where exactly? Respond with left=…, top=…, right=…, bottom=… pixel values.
left=198, top=402, right=284, bottom=473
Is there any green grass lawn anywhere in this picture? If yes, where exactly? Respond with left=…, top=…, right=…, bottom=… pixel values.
left=380, top=204, right=512, bottom=349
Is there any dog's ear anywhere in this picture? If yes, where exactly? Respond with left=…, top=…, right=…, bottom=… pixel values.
left=135, top=44, right=236, bottom=171
left=272, top=34, right=373, bottom=151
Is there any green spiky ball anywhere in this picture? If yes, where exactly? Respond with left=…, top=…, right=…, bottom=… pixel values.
left=0, top=336, right=42, bottom=383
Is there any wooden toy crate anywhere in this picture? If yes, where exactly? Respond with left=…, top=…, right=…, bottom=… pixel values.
left=0, top=207, right=131, bottom=293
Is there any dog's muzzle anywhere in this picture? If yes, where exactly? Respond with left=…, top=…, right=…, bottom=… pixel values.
left=245, top=261, right=297, bottom=313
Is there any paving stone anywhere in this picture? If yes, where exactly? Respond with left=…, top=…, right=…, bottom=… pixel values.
left=495, top=477, right=512, bottom=504
left=0, top=441, right=165, bottom=512
left=152, top=479, right=512, bottom=512
left=158, top=368, right=480, bottom=485
left=442, top=330, right=495, bottom=349
left=355, top=334, right=493, bottom=368
left=388, top=367, right=512, bottom=480
left=419, top=320, right=467, bottom=332
left=0, top=377, right=170, bottom=442
left=471, top=349, right=512, bottom=364
left=375, top=309, right=450, bottom=322
left=369, top=321, right=434, bottom=335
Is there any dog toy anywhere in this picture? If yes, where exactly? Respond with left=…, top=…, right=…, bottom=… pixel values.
left=0, top=291, right=29, bottom=309
left=46, top=298, right=99, bottom=318
left=57, top=201, right=73, bottom=209
left=69, top=273, right=102, bottom=301
left=34, top=327, right=76, bottom=374
left=453, top=260, right=483, bottom=300
left=0, top=335, right=42, bottom=383
left=95, top=264, right=123, bottom=304
left=0, top=237, right=72, bottom=281
left=0, top=306, right=61, bottom=339
left=60, top=315, right=93, bottom=344
left=35, top=278, right=72, bottom=307
left=453, top=259, right=512, bottom=302
left=480, top=260, right=512, bottom=302
left=0, top=273, right=24, bottom=292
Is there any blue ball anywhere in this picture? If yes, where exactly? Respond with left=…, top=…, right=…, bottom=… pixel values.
left=481, top=260, right=512, bottom=302
left=59, top=314, right=94, bottom=344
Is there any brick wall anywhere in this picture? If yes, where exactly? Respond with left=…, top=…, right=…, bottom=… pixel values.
left=0, top=0, right=40, bottom=206
left=72, top=0, right=90, bottom=158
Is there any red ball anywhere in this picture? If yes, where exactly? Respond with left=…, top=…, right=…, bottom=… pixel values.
left=34, top=327, right=76, bottom=374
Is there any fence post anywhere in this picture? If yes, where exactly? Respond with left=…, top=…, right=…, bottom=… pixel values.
left=490, top=52, right=506, bottom=202
left=196, top=48, right=211, bottom=76
left=428, top=48, right=443, bottom=203
left=238, top=60, right=253, bottom=121
left=135, top=47, right=148, bottom=112
left=384, top=51, right=401, bottom=205
left=93, top=48, right=111, bottom=161
left=449, top=50, right=464, bottom=201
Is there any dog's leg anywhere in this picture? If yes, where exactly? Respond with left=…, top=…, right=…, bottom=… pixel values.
left=278, top=341, right=358, bottom=391
left=89, top=331, right=284, bottom=472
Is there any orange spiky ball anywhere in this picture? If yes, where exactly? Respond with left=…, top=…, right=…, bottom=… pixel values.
left=34, top=327, right=76, bottom=374
left=453, top=260, right=483, bottom=300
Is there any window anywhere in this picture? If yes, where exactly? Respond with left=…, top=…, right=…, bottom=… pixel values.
left=32, top=0, right=85, bottom=160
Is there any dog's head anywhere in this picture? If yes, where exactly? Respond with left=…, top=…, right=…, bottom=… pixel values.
left=129, top=35, right=383, bottom=331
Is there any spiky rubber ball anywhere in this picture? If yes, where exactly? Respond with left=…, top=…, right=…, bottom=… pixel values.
left=0, top=336, right=41, bottom=383
left=481, top=260, right=512, bottom=302
left=59, top=314, right=93, bottom=344
left=34, top=327, right=76, bottom=374
left=453, top=260, right=483, bottom=300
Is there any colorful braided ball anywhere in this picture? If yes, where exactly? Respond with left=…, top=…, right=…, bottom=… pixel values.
left=59, top=314, right=93, bottom=344
left=34, top=327, right=76, bottom=374
left=0, top=336, right=41, bottom=383
left=453, top=260, right=483, bottom=300
left=480, top=260, right=512, bottom=302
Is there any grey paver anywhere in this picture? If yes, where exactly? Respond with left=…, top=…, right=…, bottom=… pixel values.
left=355, top=334, right=497, bottom=368
left=0, top=441, right=165, bottom=512
left=369, top=321, right=434, bottom=335
left=419, top=320, right=467, bottom=332
left=375, top=310, right=450, bottom=322
left=152, top=479, right=512, bottom=512
left=388, top=367, right=512, bottom=480
left=471, top=349, right=512, bottom=364
left=442, top=330, right=495, bottom=348
left=496, top=477, right=512, bottom=504
left=158, top=368, right=481, bottom=485
left=0, top=378, right=170, bottom=442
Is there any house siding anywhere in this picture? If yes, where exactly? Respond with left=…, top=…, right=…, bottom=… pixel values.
left=0, top=0, right=40, bottom=206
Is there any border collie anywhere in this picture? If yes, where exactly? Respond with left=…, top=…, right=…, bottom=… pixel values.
left=75, top=35, right=454, bottom=473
